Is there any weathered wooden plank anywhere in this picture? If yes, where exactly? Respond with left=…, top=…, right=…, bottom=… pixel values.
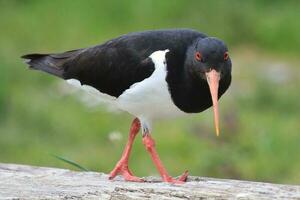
left=0, top=163, right=299, bottom=200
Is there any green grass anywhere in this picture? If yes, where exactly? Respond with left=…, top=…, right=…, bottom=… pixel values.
left=0, top=0, right=300, bottom=184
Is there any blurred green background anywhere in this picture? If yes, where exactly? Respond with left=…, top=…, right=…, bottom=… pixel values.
left=1, top=0, right=300, bottom=184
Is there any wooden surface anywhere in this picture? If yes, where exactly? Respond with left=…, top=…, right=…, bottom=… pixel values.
left=0, top=163, right=299, bottom=200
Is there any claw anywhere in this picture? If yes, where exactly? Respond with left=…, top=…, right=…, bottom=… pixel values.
left=178, top=170, right=189, bottom=182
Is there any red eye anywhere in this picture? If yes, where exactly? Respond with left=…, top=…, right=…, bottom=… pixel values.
left=195, top=52, right=202, bottom=61
left=224, top=52, right=229, bottom=61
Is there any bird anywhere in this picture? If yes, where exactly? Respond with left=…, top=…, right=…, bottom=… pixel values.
left=22, top=29, right=232, bottom=183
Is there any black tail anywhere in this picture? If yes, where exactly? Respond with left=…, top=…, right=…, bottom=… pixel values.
left=21, top=49, right=83, bottom=78
left=21, top=53, right=65, bottom=78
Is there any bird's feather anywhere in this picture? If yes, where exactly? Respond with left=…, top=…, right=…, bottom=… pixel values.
left=21, top=29, right=205, bottom=97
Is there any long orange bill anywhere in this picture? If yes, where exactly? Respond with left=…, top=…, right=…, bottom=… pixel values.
left=205, top=69, right=221, bottom=136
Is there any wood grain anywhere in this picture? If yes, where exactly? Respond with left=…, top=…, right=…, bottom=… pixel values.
left=0, top=163, right=299, bottom=199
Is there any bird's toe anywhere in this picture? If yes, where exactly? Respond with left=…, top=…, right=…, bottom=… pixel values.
left=178, top=170, right=189, bottom=182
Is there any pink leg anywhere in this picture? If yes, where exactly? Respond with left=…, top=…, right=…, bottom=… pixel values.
left=142, top=134, right=189, bottom=183
left=109, top=118, right=143, bottom=182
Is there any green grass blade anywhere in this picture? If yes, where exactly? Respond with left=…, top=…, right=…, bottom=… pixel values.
left=51, top=154, right=89, bottom=172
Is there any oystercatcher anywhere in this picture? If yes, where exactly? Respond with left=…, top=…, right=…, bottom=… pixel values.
left=22, top=29, right=232, bottom=183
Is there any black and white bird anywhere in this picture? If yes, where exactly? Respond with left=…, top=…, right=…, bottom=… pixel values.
left=22, top=29, right=232, bottom=183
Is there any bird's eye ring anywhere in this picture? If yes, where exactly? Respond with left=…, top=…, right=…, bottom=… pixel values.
left=224, top=52, right=229, bottom=61
left=195, top=52, right=202, bottom=61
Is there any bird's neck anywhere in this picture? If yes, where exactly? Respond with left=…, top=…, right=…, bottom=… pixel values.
left=165, top=44, right=211, bottom=113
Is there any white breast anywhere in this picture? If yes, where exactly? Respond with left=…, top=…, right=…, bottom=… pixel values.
left=116, top=50, right=185, bottom=121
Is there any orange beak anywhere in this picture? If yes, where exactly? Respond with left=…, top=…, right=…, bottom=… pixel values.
left=205, top=69, right=221, bottom=136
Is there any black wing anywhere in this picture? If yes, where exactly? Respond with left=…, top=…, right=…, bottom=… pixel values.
left=22, top=46, right=155, bottom=97
left=22, top=29, right=206, bottom=97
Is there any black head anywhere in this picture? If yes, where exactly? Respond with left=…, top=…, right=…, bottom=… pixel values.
left=185, top=37, right=232, bottom=136
left=188, top=37, right=232, bottom=80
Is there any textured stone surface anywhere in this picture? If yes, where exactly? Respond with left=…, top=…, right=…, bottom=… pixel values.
left=0, top=163, right=299, bottom=199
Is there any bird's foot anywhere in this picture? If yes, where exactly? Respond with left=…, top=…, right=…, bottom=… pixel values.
left=142, top=134, right=189, bottom=184
left=108, top=161, right=144, bottom=182
left=162, top=170, right=189, bottom=184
